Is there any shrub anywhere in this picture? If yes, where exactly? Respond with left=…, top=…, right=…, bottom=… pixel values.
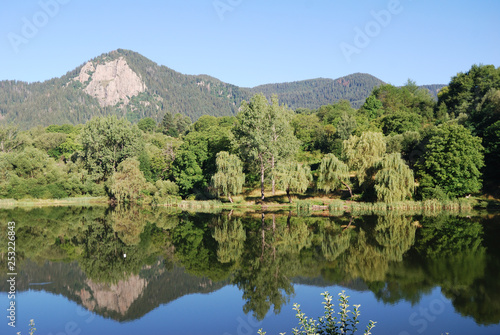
left=258, top=291, right=376, bottom=335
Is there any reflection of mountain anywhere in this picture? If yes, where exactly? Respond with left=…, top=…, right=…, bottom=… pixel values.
left=0, top=259, right=226, bottom=322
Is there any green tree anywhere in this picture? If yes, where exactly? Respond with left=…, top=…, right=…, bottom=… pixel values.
left=174, top=113, right=192, bottom=135
left=438, top=64, right=500, bottom=117
left=161, top=112, right=178, bottom=137
left=317, top=153, right=352, bottom=198
left=212, top=151, right=245, bottom=203
left=234, top=94, right=299, bottom=200
left=417, top=123, right=484, bottom=197
left=275, top=161, right=312, bottom=203
left=343, top=131, right=386, bottom=187
left=137, top=117, right=157, bottom=133
left=374, top=153, right=415, bottom=202
left=80, top=116, right=142, bottom=181
left=336, top=112, right=357, bottom=140
left=171, top=150, right=204, bottom=197
left=109, top=158, right=149, bottom=204
left=0, top=125, right=29, bottom=153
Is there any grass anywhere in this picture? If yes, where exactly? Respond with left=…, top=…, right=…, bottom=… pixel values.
left=0, top=196, right=108, bottom=208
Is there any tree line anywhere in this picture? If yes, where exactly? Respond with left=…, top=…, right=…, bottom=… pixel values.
left=0, top=64, right=498, bottom=203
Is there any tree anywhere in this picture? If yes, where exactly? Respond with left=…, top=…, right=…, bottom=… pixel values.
left=212, top=151, right=245, bottom=203
left=336, top=113, right=357, bottom=140
left=343, top=131, right=386, bottom=187
left=80, top=116, right=142, bottom=181
left=438, top=64, right=500, bottom=117
left=109, top=158, right=149, bottom=204
left=417, top=123, right=484, bottom=197
left=174, top=113, right=192, bottom=135
left=234, top=94, right=299, bottom=200
left=171, top=150, right=204, bottom=197
left=317, top=153, right=352, bottom=198
left=275, top=161, right=312, bottom=203
left=137, top=117, right=157, bottom=133
left=161, top=112, right=178, bottom=137
left=374, top=153, right=415, bottom=202
left=0, top=125, right=28, bottom=153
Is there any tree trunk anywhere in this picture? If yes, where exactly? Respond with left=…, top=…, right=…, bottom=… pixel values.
left=260, top=154, right=265, bottom=200
left=287, top=187, right=292, bottom=203
left=342, top=181, right=353, bottom=198
left=228, top=194, right=233, bottom=203
left=271, top=154, right=276, bottom=195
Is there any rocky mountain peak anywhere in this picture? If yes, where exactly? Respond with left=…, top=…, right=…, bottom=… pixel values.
left=75, top=56, right=146, bottom=107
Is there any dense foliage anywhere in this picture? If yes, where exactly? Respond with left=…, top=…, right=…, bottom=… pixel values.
left=0, top=63, right=498, bottom=201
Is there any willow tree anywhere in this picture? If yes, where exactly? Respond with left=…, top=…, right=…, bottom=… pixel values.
left=212, top=151, right=245, bottom=203
left=343, top=131, right=386, bottom=187
left=317, top=153, right=353, bottom=198
left=109, top=158, right=149, bottom=204
left=374, top=153, right=415, bottom=202
left=275, top=161, right=312, bottom=203
left=234, top=94, right=299, bottom=200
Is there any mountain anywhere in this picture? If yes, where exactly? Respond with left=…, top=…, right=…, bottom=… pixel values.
left=0, top=49, right=441, bottom=129
left=248, top=73, right=385, bottom=110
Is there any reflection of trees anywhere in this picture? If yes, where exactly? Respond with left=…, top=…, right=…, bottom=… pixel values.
left=374, top=214, right=416, bottom=262
left=79, top=219, right=146, bottom=283
left=233, top=213, right=304, bottom=320
left=372, top=215, right=488, bottom=311
left=171, top=214, right=232, bottom=281
left=414, top=215, right=498, bottom=325
left=110, top=206, right=148, bottom=246
left=319, top=218, right=352, bottom=262
left=212, top=214, right=246, bottom=263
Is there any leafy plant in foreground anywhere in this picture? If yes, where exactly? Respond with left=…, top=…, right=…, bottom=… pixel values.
left=258, top=291, right=376, bottom=335
left=16, top=319, right=36, bottom=335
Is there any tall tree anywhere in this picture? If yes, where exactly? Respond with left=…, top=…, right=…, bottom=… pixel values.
left=109, top=158, right=149, bottom=204
left=212, top=151, right=245, bottom=203
left=343, top=131, right=386, bottom=187
left=275, top=161, right=312, bottom=203
left=374, top=153, right=415, bottom=202
left=416, top=123, right=484, bottom=197
left=234, top=94, right=299, bottom=200
left=80, top=116, right=142, bottom=181
left=161, top=112, right=178, bottom=137
left=317, top=153, right=352, bottom=198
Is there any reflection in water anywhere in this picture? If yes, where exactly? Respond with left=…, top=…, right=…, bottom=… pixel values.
left=1, top=207, right=500, bottom=328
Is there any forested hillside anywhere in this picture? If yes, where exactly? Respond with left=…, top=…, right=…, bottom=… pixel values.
left=248, top=73, right=385, bottom=109
left=0, top=49, right=439, bottom=129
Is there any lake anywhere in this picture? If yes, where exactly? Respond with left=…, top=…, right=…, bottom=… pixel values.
left=1, top=206, right=500, bottom=335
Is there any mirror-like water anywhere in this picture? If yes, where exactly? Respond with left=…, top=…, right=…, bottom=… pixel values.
left=1, top=206, right=500, bottom=335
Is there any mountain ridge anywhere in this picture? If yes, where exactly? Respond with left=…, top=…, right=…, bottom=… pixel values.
left=0, top=49, right=444, bottom=129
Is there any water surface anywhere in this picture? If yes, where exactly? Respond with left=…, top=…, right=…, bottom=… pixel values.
left=1, top=207, right=499, bottom=334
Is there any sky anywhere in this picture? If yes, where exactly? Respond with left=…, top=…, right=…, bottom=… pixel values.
left=1, top=0, right=499, bottom=88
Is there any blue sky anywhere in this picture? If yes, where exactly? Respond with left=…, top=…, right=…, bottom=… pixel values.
left=1, top=0, right=499, bottom=87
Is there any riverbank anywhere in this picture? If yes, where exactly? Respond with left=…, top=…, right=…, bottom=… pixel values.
left=1, top=194, right=499, bottom=214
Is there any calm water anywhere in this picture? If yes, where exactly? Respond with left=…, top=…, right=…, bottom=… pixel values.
left=1, top=206, right=500, bottom=335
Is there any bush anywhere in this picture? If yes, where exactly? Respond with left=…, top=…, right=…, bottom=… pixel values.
left=258, top=291, right=376, bottom=335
